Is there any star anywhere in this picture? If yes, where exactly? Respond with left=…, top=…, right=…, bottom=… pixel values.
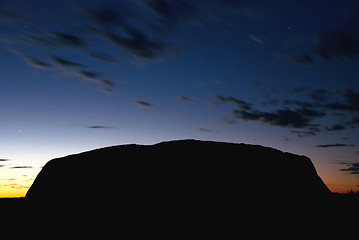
left=287, top=26, right=294, bottom=32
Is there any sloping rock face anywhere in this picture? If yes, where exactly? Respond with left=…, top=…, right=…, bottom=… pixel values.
left=26, top=140, right=331, bottom=203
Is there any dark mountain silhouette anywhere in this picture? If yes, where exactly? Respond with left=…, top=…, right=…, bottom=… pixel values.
left=26, top=140, right=331, bottom=205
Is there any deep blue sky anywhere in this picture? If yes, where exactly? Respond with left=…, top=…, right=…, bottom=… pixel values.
left=1, top=0, right=359, bottom=196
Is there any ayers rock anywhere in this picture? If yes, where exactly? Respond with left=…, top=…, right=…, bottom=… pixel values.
left=26, top=140, right=331, bottom=202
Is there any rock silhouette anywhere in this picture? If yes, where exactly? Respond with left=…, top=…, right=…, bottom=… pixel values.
left=26, top=140, right=331, bottom=205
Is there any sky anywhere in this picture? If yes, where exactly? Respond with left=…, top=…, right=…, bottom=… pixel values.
left=1, top=0, right=359, bottom=197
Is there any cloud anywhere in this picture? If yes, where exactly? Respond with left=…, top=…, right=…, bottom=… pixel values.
left=317, top=30, right=359, bottom=61
left=275, top=52, right=315, bottom=66
left=82, top=1, right=183, bottom=61
left=198, top=128, right=220, bottom=133
left=218, top=92, right=326, bottom=129
left=146, top=0, right=196, bottom=31
left=178, top=95, right=190, bottom=102
left=104, top=29, right=168, bottom=60
left=326, top=124, right=346, bottom=131
left=0, top=159, right=9, bottom=167
left=232, top=108, right=321, bottom=129
left=78, top=70, right=102, bottom=81
left=51, top=55, right=84, bottom=68
left=282, top=99, right=317, bottom=109
left=2, top=1, right=190, bottom=95
left=10, top=166, right=33, bottom=169
left=326, top=89, right=359, bottom=127
left=50, top=32, right=86, bottom=48
left=89, top=52, right=117, bottom=63
left=308, top=88, right=330, bottom=102
left=316, top=143, right=355, bottom=148
left=10, top=50, right=52, bottom=69
left=282, top=3, right=359, bottom=65
left=290, top=129, right=318, bottom=138
left=248, top=34, right=264, bottom=44
left=215, top=95, right=251, bottom=110
left=290, top=54, right=314, bottom=65
left=340, top=162, right=359, bottom=175
left=86, top=125, right=114, bottom=129
left=23, top=55, right=52, bottom=69
left=215, top=88, right=359, bottom=138
left=134, top=100, right=154, bottom=108
left=77, top=70, right=115, bottom=93
left=82, top=6, right=123, bottom=28
left=345, top=89, right=359, bottom=111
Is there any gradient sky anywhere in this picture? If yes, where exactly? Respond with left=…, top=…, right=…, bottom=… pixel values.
left=1, top=0, right=359, bottom=197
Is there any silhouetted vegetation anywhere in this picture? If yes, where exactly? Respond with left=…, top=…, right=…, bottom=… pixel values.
left=333, top=190, right=359, bottom=201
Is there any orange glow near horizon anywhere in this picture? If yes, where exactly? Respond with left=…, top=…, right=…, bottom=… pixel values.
left=0, top=168, right=37, bottom=198
left=0, top=178, right=356, bottom=198
left=0, top=185, right=29, bottom=198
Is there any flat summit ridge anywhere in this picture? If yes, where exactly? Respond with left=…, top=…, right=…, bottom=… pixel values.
left=26, top=139, right=331, bottom=202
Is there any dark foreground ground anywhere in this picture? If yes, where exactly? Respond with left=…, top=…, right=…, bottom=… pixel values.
left=2, top=191, right=359, bottom=200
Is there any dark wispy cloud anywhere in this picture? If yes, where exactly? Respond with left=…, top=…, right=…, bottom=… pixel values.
left=10, top=166, right=33, bottom=169
left=104, top=29, right=169, bottom=60
left=290, top=129, right=319, bottom=138
left=326, top=124, right=346, bottom=131
left=275, top=52, right=315, bottom=66
left=1, top=0, right=255, bottom=94
left=339, top=162, right=359, bottom=175
left=178, top=95, right=190, bottom=102
left=77, top=70, right=115, bottom=93
left=0, top=158, right=8, bottom=168
left=49, top=32, right=86, bottom=48
left=232, top=108, right=323, bottom=129
left=317, top=30, right=359, bottom=61
left=86, top=125, right=114, bottom=129
left=82, top=2, right=181, bottom=61
left=290, top=54, right=315, bottom=65
left=10, top=50, right=51, bottom=69
left=326, top=89, right=359, bottom=128
left=279, top=2, right=359, bottom=65
left=81, top=5, right=125, bottom=28
left=23, top=55, right=52, bottom=69
left=146, top=0, right=196, bottom=31
left=308, top=88, right=330, bottom=102
left=51, top=55, right=84, bottom=68
left=215, top=88, right=359, bottom=138
left=215, top=95, right=252, bottom=110
left=78, top=70, right=102, bottom=81
left=89, top=52, right=117, bottom=63
left=326, top=90, right=359, bottom=112
left=316, top=143, right=355, bottom=148
left=135, top=100, right=154, bottom=108
left=215, top=92, right=325, bottom=129
left=198, top=128, right=220, bottom=133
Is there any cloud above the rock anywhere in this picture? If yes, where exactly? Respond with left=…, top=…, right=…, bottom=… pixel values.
left=215, top=88, right=359, bottom=139
left=86, top=125, right=114, bottom=129
left=10, top=166, right=33, bottom=169
left=232, top=108, right=323, bottom=129
left=339, top=162, right=359, bottom=174
left=135, top=100, right=154, bottom=108
left=316, top=143, right=355, bottom=148
left=49, top=32, right=87, bottom=48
